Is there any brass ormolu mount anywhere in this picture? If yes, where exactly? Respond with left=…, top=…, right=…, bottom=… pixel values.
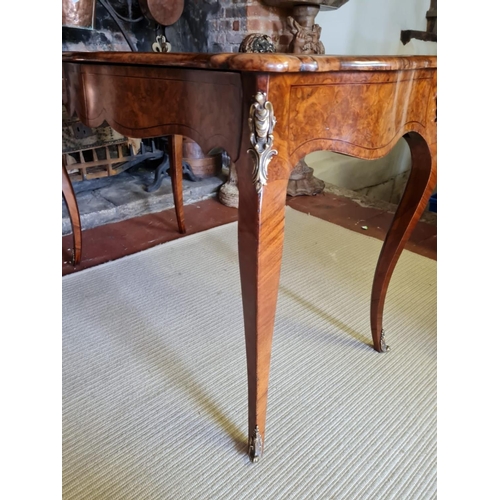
left=263, top=0, right=350, bottom=54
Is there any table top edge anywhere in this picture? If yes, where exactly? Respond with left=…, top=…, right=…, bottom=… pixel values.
left=62, top=51, right=437, bottom=73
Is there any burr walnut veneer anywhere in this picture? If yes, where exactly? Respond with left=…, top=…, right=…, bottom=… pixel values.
left=62, top=52, right=437, bottom=462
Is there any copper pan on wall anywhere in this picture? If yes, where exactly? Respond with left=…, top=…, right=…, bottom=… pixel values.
left=139, top=0, right=184, bottom=26
left=62, top=0, right=96, bottom=30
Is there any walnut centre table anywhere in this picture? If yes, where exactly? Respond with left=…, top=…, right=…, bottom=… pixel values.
left=62, top=52, right=437, bottom=462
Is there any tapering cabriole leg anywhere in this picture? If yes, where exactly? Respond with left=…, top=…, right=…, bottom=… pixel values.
left=370, top=132, right=437, bottom=352
left=62, top=158, right=82, bottom=266
left=236, top=78, right=289, bottom=462
left=167, top=134, right=186, bottom=234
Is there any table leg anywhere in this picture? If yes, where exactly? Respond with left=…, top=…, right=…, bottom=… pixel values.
left=168, top=134, right=186, bottom=234
left=62, top=159, right=82, bottom=265
left=370, top=132, right=437, bottom=352
left=236, top=86, right=289, bottom=462
left=238, top=171, right=288, bottom=462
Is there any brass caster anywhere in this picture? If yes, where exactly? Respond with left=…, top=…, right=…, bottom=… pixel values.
left=380, top=329, right=390, bottom=353
left=248, top=426, right=263, bottom=463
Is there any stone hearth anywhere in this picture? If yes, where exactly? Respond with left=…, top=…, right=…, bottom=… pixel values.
left=62, top=166, right=224, bottom=235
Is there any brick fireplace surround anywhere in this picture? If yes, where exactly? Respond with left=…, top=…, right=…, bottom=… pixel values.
left=62, top=1, right=293, bottom=54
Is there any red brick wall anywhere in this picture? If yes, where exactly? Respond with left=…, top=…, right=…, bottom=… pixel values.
left=209, top=1, right=292, bottom=53
left=246, top=1, right=292, bottom=52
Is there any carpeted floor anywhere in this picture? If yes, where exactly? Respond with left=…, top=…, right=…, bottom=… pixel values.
left=62, top=207, right=436, bottom=500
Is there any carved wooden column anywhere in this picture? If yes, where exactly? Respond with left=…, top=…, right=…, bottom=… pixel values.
left=288, top=158, right=325, bottom=196
left=280, top=1, right=349, bottom=196
left=269, top=1, right=350, bottom=196
left=286, top=4, right=325, bottom=54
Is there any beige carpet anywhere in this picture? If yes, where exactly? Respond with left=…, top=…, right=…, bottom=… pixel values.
left=62, top=207, right=436, bottom=500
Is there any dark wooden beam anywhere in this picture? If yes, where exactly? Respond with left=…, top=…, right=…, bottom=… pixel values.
left=400, top=30, right=437, bottom=45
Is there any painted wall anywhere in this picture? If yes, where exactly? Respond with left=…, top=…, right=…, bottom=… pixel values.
left=306, top=0, right=436, bottom=203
